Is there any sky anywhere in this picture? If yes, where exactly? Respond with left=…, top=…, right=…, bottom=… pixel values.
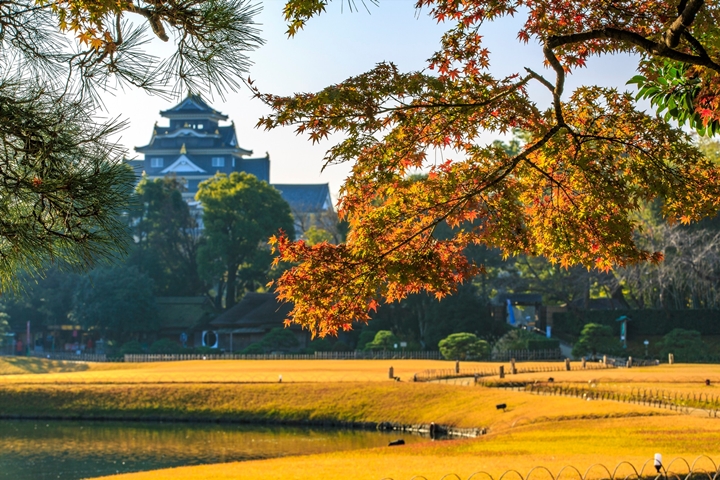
left=100, top=0, right=641, bottom=200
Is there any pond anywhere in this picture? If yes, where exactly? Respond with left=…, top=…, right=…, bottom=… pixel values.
left=0, top=420, right=430, bottom=479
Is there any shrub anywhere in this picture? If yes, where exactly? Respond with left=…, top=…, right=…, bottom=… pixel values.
left=149, top=338, right=183, bottom=354
left=118, top=340, right=145, bottom=355
left=241, top=342, right=264, bottom=354
left=356, top=329, right=377, bottom=350
left=308, top=338, right=333, bottom=352
left=493, top=329, right=558, bottom=353
left=571, top=323, right=623, bottom=359
left=364, top=330, right=399, bottom=351
left=553, top=310, right=720, bottom=338
left=656, top=328, right=709, bottom=362
left=260, top=327, right=300, bottom=352
left=438, top=333, right=489, bottom=360
left=192, top=346, right=221, bottom=355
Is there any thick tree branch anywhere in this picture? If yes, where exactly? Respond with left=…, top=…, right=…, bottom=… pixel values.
left=542, top=46, right=566, bottom=125
left=664, top=0, right=704, bottom=48
left=547, top=27, right=720, bottom=73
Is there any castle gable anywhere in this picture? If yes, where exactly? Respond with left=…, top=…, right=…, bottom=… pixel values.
left=161, top=155, right=206, bottom=174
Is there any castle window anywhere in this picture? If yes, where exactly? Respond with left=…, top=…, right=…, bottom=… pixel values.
left=150, top=157, right=163, bottom=168
left=196, top=123, right=204, bottom=129
left=212, top=157, right=225, bottom=167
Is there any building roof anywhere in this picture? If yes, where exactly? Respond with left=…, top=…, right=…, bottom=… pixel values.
left=210, top=292, right=294, bottom=328
left=156, top=297, right=216, bottom=330
left=241, top=156, right=270, bottom=183
left=160, top=93, right=228, bottom=121
left=272, top=184, right=333, bottom=213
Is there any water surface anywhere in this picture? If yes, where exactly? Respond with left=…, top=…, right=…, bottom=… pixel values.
left=0, top=420, right=429, bottom=479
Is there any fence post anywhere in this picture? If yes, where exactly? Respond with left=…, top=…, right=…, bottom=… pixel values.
left=565, top=358, right=571, bottom=371
left=455, top=360, right=460, bottom=374
left=668, top=353, right=674, bottom=365
left=582, top=357, right=586, bottom=369
left=499, top=365, right=505, bottom=379
left=627, top=356, right=633, bottom=368
left=389, top=366, right=394, bottom=379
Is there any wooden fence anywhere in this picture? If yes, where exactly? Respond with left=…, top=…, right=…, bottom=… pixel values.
left=415, top=358, right=617, bottom=382
left=491, top=349, right=562, bottom=361
left=124, top=350, right=443, bottom=363
left=27, top=352, right=111, bottom=362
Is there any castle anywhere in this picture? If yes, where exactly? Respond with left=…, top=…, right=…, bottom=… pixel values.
left=127, top=94, right=333, bottom=231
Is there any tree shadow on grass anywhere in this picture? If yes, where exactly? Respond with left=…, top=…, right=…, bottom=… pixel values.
left=2, top=357, right=89, bottom=374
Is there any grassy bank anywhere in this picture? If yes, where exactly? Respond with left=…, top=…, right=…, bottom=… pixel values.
left=3, top=358, right=719, bottom=479
left=95, top=414, right=720, bottom=480
left=0, top=381, right=664, bottom=428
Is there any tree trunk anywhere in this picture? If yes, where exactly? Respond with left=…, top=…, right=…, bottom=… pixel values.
left=225, top=263, right=238, bottom=309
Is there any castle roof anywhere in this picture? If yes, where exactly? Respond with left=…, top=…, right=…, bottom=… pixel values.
left=272, top=184, right=333, bottom=213
left=160, top=93, right=228, bottom=121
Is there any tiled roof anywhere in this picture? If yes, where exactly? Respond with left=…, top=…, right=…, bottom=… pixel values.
left=210, top=292, right=292, bottom=328
left=241, top=157, right=270, bottom=183
left=272, top=184, right=332, bottom=213
left=160, top=93, right=227, bottom=119
left=156, top=296, right=215, bottom=329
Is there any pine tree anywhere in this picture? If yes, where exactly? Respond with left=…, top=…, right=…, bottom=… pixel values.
left=0, top=0, right=263, bottom=290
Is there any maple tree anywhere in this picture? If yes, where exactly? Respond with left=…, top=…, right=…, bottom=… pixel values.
left=257, top=0, right=720, bottom=336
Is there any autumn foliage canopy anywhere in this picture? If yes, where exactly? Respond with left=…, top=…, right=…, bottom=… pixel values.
left=257, top=0, right=720, bottom=336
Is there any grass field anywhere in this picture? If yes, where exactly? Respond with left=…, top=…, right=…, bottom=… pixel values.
left=3, top=357, right=720, bottom=479
left=0, top=358, right=477, bottom=384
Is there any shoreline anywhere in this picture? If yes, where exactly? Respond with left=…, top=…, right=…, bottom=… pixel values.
left=0, top=413, right=486, bottom=438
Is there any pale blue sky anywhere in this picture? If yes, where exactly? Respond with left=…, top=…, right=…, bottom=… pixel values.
left=102, top=0, right=640, bottom=199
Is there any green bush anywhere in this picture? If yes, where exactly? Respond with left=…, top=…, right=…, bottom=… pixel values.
left=118, top=340, right=145, bottom=355
left=553, top=310, right=720, bottom=338
left=438, top=332, right=489, bottom=360
left=356, top=329, right=377, bottom=350
left=241, top=342, right=264, bottom=354
left=571, top=323, right=623, bottom=358
left=656, top=329, right=709, bottom=362
left=260, top=327, right=300, bottom=353
left=493, top=329, right=558, bottom=353
left=364, top=330, right=399, bottom=351
left=192, top=346, right=221, bottom=355
left=308, top=338, right=333, bottom=352
left=149, top=338, right=183, bottom=354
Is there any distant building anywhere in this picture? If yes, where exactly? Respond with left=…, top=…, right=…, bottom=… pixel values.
left=208, top=292, right=309, bottom=352
left=127, top=93, right=333, bottom=234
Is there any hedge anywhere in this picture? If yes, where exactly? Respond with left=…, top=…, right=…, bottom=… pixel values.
left=527, top=338, right=560, bottom=351
left=553, top=310, right=720, bottom=338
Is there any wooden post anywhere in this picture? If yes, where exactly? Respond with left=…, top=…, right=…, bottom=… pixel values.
left=565, top=358, right=571, bottom=371
left=499, top=365, right=505, bottom=379
left=627, top=357, right=633, bottom=368
left=668, top=353, right=674, bottom=365
left=510, top=358, right=517, bottom=375
left=388, top=366, right=394, bottom=379
left=455, top=360, right=460, bottom=374
left=582, top=357, right=587, bottom=369
left=602, top=355, right=607, bottom=365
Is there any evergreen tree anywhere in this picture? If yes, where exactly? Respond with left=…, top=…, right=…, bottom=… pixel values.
left=128, top=176, right=204, bottom=296
left=197, top=172, right=295, bottom=309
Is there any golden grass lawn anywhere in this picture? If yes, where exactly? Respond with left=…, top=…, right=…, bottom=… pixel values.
left=0, top=358, right=483, bottom=384
left=5, top=358, right=720, bottom=480
left=95, top=416, right=720, bottom=480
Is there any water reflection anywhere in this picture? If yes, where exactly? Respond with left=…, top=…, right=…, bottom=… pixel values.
left=0, top=420, right=428, bottom=479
